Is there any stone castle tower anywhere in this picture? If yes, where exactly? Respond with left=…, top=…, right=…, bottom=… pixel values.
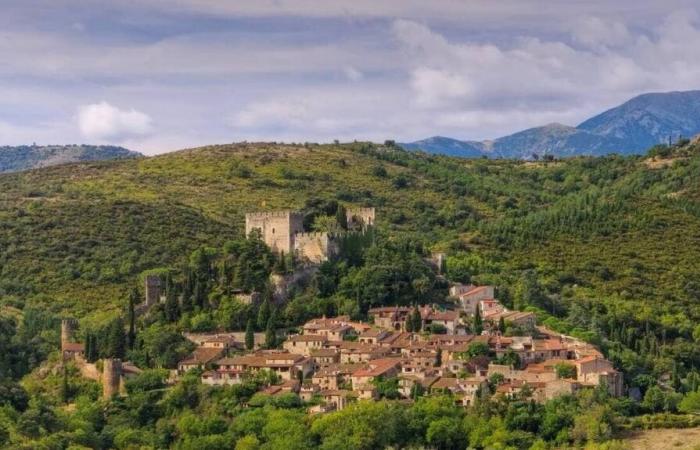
left=246, top=207, right=376, bottom=264
left=103, top=358, right=122, bottom=398
left=346, top=207, right=375, bottom=229
left=61, top=318, right=78, bottom=352
left=144, top=275, right=162, bottom=306
left=245, top=210, right=304, bottom=254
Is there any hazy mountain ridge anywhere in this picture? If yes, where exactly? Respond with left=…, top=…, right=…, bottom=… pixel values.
left=0, top=144, right=142, bottom=173
left=402, top=90, right=700, bottom=158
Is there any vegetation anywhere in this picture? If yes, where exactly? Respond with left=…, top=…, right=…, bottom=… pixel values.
left=1, top=140, right=700, bottom=448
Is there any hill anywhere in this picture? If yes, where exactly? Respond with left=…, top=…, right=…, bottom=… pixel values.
left=1, top=140, right=700, bottom=448
left=402, top=90, right=700, bottom=158
left=0, top=144, right=141, bottom=173
left=1, top=140, right=699, bottom=328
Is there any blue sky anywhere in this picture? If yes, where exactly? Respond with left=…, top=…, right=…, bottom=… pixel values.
left=2, top=0, right=700, bottom=154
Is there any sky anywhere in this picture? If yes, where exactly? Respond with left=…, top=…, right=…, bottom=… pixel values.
left=2, top=0, right=700, bottom=155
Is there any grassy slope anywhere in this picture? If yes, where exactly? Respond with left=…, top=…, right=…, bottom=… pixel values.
left=1, top=141, right=699, bottom=324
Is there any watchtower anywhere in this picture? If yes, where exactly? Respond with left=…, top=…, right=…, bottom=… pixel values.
left=144, top=275, right=161, bottom=306
left=103, top=358, right=122, bottom=398
left=245, top=210, right=304, bottom=254
left=61, top=318, right=78, bottom=352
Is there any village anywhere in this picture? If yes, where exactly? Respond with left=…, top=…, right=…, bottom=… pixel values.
left=58, top=207, right=624, bottom=414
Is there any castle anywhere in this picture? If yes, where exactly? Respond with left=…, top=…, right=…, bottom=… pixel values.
left=245, top=207, right=375, bottom=263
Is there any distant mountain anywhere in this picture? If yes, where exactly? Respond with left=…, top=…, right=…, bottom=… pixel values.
left=400, top=136, right=485, bottom=157
left=401, top=90, right=700, bottom=159
left=0, top=145, right=142, bottom=173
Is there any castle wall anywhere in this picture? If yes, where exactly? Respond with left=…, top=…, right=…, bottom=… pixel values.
left=245, top=211, right=304, bottom=254
left=346, top=207, right=375, bottom=229
left=294, top=232, right=338, bottom=263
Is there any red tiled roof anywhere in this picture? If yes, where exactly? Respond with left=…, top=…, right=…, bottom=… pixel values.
left=352, top=358, right=401, bottom=377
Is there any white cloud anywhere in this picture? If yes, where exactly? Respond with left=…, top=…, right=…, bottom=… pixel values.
left=77, top=102, right=153, bottom=141
left=343, top=66, right=364, bottom=81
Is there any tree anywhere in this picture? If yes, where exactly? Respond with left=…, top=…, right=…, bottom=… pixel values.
left=164, top=288, right=180, bottom=322
left=473, top=304, right=483, bottom=335
left=498, top=316, right=506, bottom=334
left=245, top=319, right=255, bottom=350
left=265, top=312, right=278, bottom=349
left=60, top=366, right=69, bottom=403
left=434, top=348, right=442, bottom=367
left=555, top=363, right=576, bottom=379
left=410, top=306, right=422, bottom=332
left=257, top=299, right=271, bottom=331
left=679, top=391, right=700, bottom=414
left=127, top=287, right=138, bottom=349
left=336, top=204, right=348, bottom=230
left=105, top=318, right=126, bottom=359
left=467, top=341, right=489, bottom=358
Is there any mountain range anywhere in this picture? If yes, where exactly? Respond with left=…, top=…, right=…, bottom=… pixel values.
left=0, top=144, right=141, bottom=173
left=401, top=90, right=700, bottom=159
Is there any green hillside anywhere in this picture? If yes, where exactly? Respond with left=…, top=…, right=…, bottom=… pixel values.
left=1, top=141, right=699, bottom=320
left=2, top=140, right=700, bottom=449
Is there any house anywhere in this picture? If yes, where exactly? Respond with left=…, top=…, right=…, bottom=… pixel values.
left=310, top=348, right=340, bottom=367
left=421, top=308, right=460, bottom=334
left=283, top=334, right=328, bottom=356
left=574, top=356, right=624, bottom=396
left=338, top=342, right=392, bottom=363
left=178, top=347, right=226, bottom=374
left=456, top=286, right=495, bottom=314
left=219, top=351, right=314, bottom=381
left=484, top=310, right=537, bottom=329
left=358, top=328, right=390, bottom=344
left=368, top=306, right=413, bottom=331
left=302, top=317, right=353, bottom=340
left=350, top=358, right=402, bottom=398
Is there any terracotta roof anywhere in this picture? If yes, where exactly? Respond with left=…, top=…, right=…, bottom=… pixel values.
left=179, top=347, right=223, bottom=366
left=287, top=334, right=328, bottom=342
left=62, top=342, right=85, bottom=352
left=310, top=349, right=339, bottom=357
left=431, top=377, right=460, bottom=390
left=352, top=358, right=401, bottom=377
left=360, top=328, right=388, bottom=338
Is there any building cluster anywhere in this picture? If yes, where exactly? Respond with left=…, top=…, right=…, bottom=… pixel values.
left=449, top=284, right=537, bottom=329
left=176, top=286, right=622, bottom=413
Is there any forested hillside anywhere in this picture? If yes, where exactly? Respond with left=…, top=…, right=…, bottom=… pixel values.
left=1, top=140, right=700, bottom=448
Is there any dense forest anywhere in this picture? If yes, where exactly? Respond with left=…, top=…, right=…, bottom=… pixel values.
left=1, top=139, right=700, bottom=448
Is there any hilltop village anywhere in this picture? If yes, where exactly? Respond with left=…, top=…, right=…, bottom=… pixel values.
left=57, top=207, right=624, bottom=414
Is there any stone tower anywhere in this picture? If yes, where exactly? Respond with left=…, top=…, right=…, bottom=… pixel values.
left=61, top=318, right=78, bottom=352
left=346, top=207, right=375, bottom=229
left=144, top=275, right=162, bottom=306
left=245, top=210, right=304, bottom=254
left=103, top=358, right=122, bottom=398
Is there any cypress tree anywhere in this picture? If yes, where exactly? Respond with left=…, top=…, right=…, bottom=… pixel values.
left=434, top=348, right=442, bottom=367
left=127, top=288, right=137, bottom=350
left=336, top=204, right=348, bottom=230
left=411, top=307, right=423, bottom=332
left=265, top=316, right=277, bottom=349
left=164, top=289, right=180, bottom=322
left=245, top=318, right=255, bottom=350
left=474, top=304, right=483, bottom=335
left=257, top=299, right=271, bottom=331
left=498, top=316, right=506, bottom=334
left=107, top=318, right=126, bottom=359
